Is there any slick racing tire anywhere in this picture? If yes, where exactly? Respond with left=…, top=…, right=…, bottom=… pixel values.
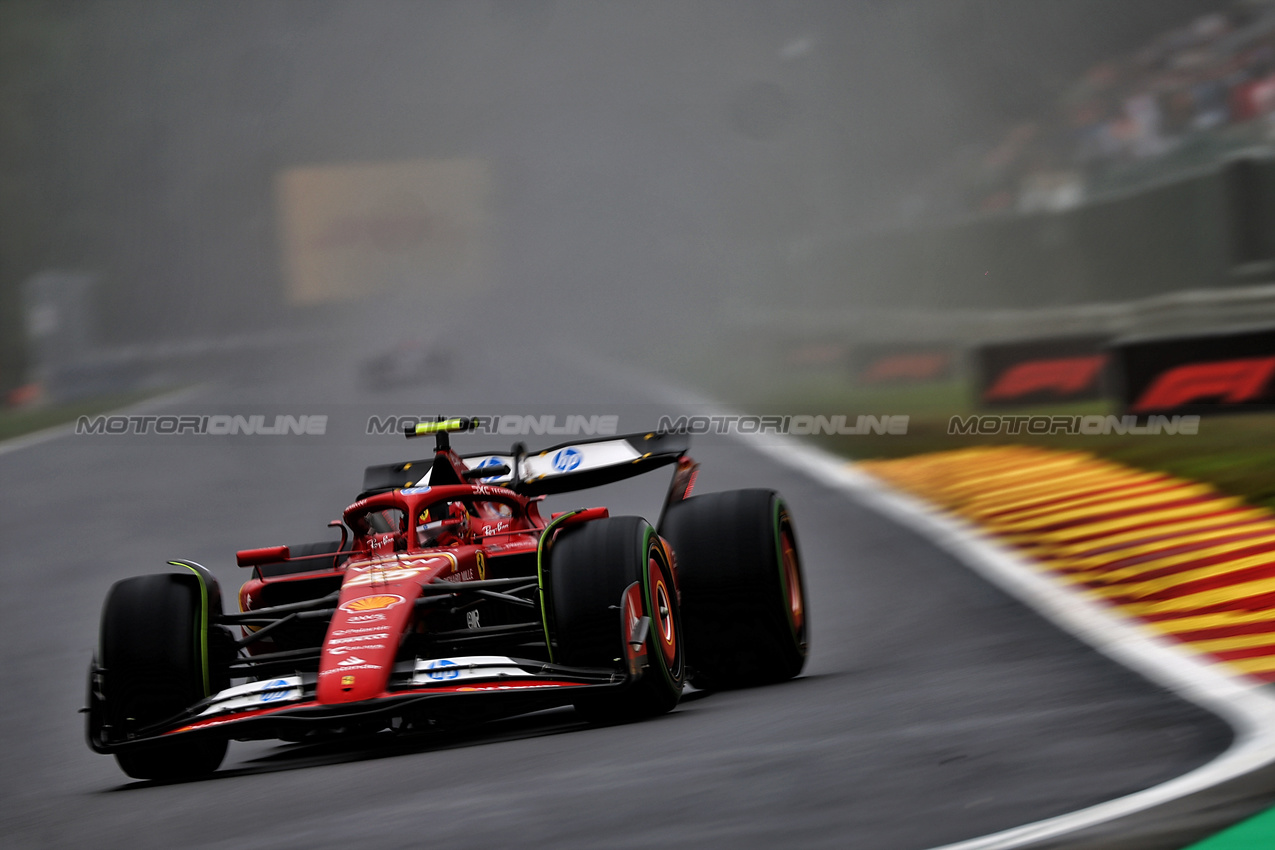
left=549, top=516, right=684, bottom=722
left=660, top=489, right=808, bottom=689
left=99, top=573, right=228, bottom=780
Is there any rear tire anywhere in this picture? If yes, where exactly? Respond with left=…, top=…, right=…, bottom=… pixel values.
left=549, top=516, right=684, bottom=722
left=661, top=489, right=808, bottom=689
left=99, top=573, right=227, bottom=780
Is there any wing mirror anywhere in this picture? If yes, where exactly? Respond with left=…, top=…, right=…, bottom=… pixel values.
left=236, top=545, right=290, bottom=567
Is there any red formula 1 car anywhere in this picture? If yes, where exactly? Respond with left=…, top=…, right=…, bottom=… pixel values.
left=85, top=419, right=808, bottom=780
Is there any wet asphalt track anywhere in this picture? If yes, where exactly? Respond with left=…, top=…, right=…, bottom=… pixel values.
left=0, top=338, right=1234, bottom=850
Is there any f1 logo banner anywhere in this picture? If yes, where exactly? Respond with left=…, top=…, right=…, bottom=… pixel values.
left=852, top=345, right=956, bottom=386
left=976, top=336, right=1110, bottom=407
left=1115, top=328, right=1275, bottom=415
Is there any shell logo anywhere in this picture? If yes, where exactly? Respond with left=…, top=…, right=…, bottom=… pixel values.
left=339, top=594, right=405, bottom=613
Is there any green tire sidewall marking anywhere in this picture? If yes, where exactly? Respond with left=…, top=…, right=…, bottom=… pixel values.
left=168, top=561, right=211, bottom=697
left=537, top=510, right=584, bottom=664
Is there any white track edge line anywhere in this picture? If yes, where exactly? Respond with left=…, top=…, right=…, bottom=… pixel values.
left=589, top=362, right=1275, bottom=850
left=748, top=436, right=1275, bottom=850
left=0, top=385, right=205, bottom=459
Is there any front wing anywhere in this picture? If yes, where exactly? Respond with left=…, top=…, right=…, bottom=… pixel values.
left=88, top=656, right=624, bottom=752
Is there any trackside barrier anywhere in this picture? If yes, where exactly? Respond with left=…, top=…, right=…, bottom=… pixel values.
left=1113, top=326, right=1275, bottom=415
left=974, top=334, right=1110, bottom=407
left=852, top=343, right=957, bottom=387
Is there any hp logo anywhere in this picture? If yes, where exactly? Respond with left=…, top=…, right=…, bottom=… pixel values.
left=552, top=447, right=583, bottom=472
left=426, top=659, right=460, bottom=681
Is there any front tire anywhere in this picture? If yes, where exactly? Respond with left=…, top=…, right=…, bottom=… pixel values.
left=98, top=573, right=227, bottom=780
left=661, top=489, right=808, bottom=689
left=549, top=516, right=684, bottom=722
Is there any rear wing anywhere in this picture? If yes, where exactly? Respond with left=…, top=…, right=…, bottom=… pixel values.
left=513, top=431, right=689, bottom=496
left=361, top=431, right=690, bottom=497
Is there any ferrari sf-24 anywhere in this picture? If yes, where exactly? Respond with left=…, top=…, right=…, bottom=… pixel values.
left=85, top=419, right=808, bottom=779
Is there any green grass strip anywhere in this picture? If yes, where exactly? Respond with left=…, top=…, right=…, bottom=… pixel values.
left=536, top=511, right=586, bottom=663
left=1181, top=805, right=1275, bottom=848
